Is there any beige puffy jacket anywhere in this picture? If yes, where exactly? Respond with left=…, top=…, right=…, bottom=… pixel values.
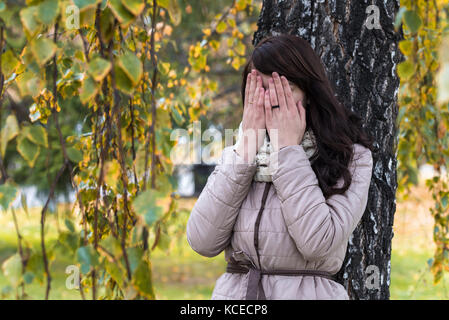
left=186, top=143, right=373, bottom=300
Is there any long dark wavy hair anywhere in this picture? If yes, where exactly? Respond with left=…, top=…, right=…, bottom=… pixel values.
left=241, top=34, right=374, bottom=199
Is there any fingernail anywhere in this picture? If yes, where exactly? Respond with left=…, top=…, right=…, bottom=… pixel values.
left=272, top=72, right=278, bottom=77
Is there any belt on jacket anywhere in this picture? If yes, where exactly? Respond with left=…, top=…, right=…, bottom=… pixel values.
left=227, top=182, right=337, bottom=300
left=226, top=262, right=337, bottom=300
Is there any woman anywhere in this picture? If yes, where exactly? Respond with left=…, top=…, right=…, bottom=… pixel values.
left=186, top=34, right=374, bottom=300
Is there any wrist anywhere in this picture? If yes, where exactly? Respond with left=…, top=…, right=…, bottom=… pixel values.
left=276, top=141, right=298, bottom=151
left=277, top=135, right=303, bottom=151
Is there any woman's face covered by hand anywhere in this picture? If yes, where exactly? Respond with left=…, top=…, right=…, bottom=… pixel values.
left=253, top=68, right=306, bottom=107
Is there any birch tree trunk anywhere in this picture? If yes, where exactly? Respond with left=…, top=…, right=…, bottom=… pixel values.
left=253, top=0, right=402, bottom=299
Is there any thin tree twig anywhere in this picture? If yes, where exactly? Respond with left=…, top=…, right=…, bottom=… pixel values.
left=0, top=25, right=8, bottom=184
left=107, top=20, right=133, bottom=281
left=41, top=161, right=67, bottom=299
left=11, top=207, right=27, bottom=299
left=143, top=0, right=159, bottom=191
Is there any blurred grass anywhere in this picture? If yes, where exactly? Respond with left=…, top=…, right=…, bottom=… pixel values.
left=0, top=179, right=448, bottom=299
left=0, top=199, right=226, bottom=300
left=390, top=177, right=449, bottom=299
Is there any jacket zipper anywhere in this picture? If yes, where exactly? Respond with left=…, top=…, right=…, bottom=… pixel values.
left=253, top=182, right=272, bottom=270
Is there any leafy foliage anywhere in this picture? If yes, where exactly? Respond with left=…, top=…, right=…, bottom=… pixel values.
left=0, top=0, right=259, bottom=299
left=396, top=0, right=449, bottom=284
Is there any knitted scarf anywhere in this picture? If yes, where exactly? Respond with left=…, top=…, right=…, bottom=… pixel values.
left=234, top=121, right=318, bottom=182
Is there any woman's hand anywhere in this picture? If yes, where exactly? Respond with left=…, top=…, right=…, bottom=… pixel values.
left=264, top=72, right=306, bottom=152
left=235, top=69, right=266, bottom=163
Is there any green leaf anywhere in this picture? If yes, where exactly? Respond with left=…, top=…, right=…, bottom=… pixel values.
left=166, top=0, right=181, bottom=26
left=73, top=0, right=101, bottom=11
left=16, top=70, right=42, bottom=98
left=1, top=254, right=22, bottom=287
left=235, top=41, right=245, bottom=56
left=394, top=7, right=407, bottom=30
left=132, top=259, right=155, bottom=299
left=117, top=51, right=143, bottom=86
left=36, top=0, right=59, bottom=25
left=1, top=286, right=12, bottom=298
left=26, top=252, right=44, bottom=283
left=158, top=0, right=169, bottom=9
left=216, top=20, right=227, bottom=33
left=132, top=189, right=164, bottom=227
left=66, top=147, right=83, bottom=163
left=100, top=0, right=108, bottom=10
left=170, top=104, right=184, bottom=125
left=442, top=194, right=448, bottom=209
left=26, top=125, right=48, bottom=148
left=156, top=229, right=171, bottom=251
left=105, top=259, right=124, bottom=287
left=104, top=159, right=120, bottom=190
left=20, top=6, right=40, bottom=36
left=403, top=10, right=422, bottom=34
left=100, top=235, right=122, bottom=258
left=399, top=40, right=413, bottom=56
left=99, top=7, right=115, bottom=43
left=114, top=65, right=134, bottom=95
left=21, top=193, right=29, bottom=217
left=79, top=6, right=96, bottom=27
left=1, top=50, right=19, bottom=78
left=64, top=218, right=75, bottom=233
left=80, top=75, right=98, bottom=104
left=108, top=0, right=134, bottom=26
left=154, top=171, right=174, bottom=195
left=17, top=133, right=40, bottom=168
left=121, top=0, right=145, bottom=16
left=126, top=247, right=143, bottom=274
left=76, top=245, right=99, bottom=272
left=397, top=60, right=415, bottom=81
left=0, top=183, right=18, bottom=211
left=23, top=271, right=35, bottom=284
left=58, top=231, right=80, bottom=253
left=0, top=114, right=19, bottom=157
left=433, top=269, right=443, bottom=285
left=88, top=57, right=112, bottom=82
left=30, top=37, right=57, bottom=66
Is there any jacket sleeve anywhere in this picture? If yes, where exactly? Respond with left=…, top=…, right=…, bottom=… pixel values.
left=270, top=143, right=373, bottom=262
left=186, top=146, right=257, bottom=257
